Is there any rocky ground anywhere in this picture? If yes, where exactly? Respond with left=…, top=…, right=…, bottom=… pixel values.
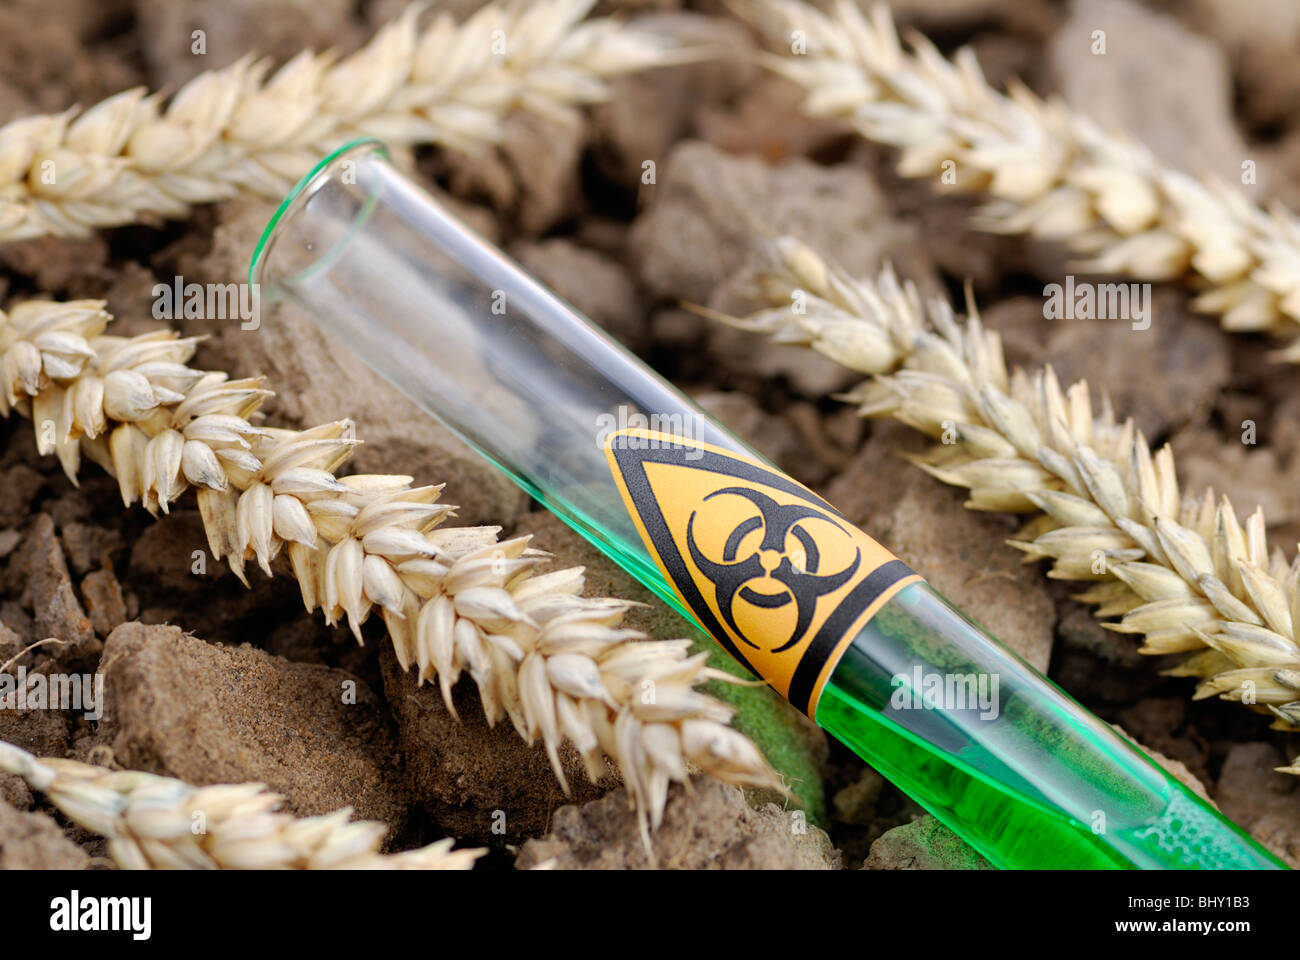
left=2, top=0, right=1300, bottom=869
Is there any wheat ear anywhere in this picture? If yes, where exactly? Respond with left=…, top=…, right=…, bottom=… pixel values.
left=0, top=0, right=670, bottom=241
left=745, top=0, right=1300, bottom=360
left=710, top=236, right=1300, bottom=772
left=0, top=298, right=785, bottom=840
left=0, top=740, right=483, bottom=869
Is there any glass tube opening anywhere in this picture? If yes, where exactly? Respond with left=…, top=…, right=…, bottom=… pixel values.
left=247, top=138, right=752, bottom=612
left=250, top=137, right=390, bottom=296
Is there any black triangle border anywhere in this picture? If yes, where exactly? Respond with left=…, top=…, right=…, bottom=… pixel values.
left=608, top=436, right=916, bottom=714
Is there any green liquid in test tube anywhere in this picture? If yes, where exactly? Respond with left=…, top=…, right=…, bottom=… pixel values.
left=250, top=138, right=1286, bottom=870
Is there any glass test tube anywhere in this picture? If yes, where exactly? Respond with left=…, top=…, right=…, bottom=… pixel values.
left=250, top=139, right=1285, bottom=870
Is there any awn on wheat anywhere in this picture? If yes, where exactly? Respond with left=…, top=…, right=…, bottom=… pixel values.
left=0, top=740, right=483, bottom=869
left=707, top=235, right=1300, bottom=774
left=0, top=297, right=786, bottom=845
left=0, top=0, right=671, bottom=240
left=746, top=0, right=1300, bottom=360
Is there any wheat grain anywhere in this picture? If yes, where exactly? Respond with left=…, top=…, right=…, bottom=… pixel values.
left=0, top=740, right=482, bottom=869
left=745, top=0, right=1300, bottom=360
left=711, top=235, right=1300, bottom=773
left=0, top=298, right=786, bottom=844
left=0, top=0, right=671, bottom=241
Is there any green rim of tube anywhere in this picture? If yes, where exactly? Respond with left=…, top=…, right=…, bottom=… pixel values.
left=248, top=136, right=389, bottom=295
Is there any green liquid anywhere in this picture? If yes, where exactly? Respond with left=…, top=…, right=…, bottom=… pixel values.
left=819, top=682, right=1125, bottom=868
left=820, top=683, right=1153, bottom=868
left=818, top=583, right=1286, bottom=870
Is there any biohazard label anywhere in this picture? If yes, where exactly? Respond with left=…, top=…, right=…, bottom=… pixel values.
left=605, top=428, right=922, bottom=716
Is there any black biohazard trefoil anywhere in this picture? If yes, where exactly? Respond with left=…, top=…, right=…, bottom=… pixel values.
left=605, top=430, right=920, bottom=715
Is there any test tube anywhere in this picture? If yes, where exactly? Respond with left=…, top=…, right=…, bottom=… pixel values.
left=250, top=138, right=1285, bottom=870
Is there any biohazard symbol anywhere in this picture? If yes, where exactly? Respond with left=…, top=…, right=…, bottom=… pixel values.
left=604, top=427, right=921, bottom=715
left=686, top=487, right=861, bottom=653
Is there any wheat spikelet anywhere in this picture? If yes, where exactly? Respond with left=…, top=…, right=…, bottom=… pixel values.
left=0, top=740, right=483, bottom=869
left=0, top=0, right=670, bottom=241
left=0, top=299, right=786, bottom=843
left=746, top=0, right=1300, bottom=360
left=711, top=235, right=1300, bottom=772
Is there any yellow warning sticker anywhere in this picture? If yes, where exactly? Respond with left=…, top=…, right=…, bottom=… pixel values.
left=604, top=428, right=922, bottom=716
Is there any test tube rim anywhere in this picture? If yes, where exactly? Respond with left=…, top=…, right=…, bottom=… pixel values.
left=249, top=136, right=391, bottom=297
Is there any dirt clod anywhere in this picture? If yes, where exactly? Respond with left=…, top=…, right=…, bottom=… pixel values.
left=864, top=816, right=993, bottom=870
left=0, top=801, right=90, bottom=869
left=81, top=568, right=128, bottom=638
left=9, top=514, right=99, bottom=663
left=99, top=623, right=409, bottom=828
left=516, top=777, right=841, bottom=869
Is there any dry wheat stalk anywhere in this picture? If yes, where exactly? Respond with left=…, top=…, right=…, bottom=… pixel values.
left=0, top=739, right=482, bottom=869
left=711, top=235, right=1300, bottom=774
left=747, top=0, right=1300, bottom=360
left=0, top=0, right=670, bottom=240
left=0, top=299, right=785, bottom=842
